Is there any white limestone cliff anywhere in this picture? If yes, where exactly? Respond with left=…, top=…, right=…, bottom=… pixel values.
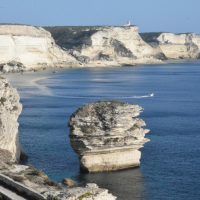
left=68, top=26, right=163, bottom=66
left=157, top=33, right=200, bottom=59
left=0, top=25, right=78, bottom=69
left=68, top=100, right=150, bottom=172
left=140, top=32, right=200, bottom=59
left=0, top=78, right=27, bottom=161
left=1, top=25, right=200, bottom=70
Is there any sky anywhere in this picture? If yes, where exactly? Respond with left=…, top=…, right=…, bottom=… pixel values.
left=0, top=0, right=200, bottom=34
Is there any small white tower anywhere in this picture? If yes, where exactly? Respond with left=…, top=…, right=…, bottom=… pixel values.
left=123, top=21, right=131, bottom=26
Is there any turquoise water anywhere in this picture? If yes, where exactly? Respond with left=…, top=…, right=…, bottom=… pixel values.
left=7, top=61, right=200, bottom=200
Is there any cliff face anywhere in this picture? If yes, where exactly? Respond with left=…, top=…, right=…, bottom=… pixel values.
left=0, top=25, right=78, bottom=69
left=140, top=32, right=200, bottom=59
left=68, top=100, right=149, bottom=172
left=45, top=26, right=164, bottom=67
left=0, top=78, right=27, bottom=161
left=1, top=25, right=200, bottom=70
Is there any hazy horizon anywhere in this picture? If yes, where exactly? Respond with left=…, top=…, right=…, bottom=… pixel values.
left=1, top=0, right=200, bottom=34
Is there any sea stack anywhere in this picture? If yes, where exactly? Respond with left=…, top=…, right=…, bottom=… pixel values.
left=68, top=100, right=150, bottom=172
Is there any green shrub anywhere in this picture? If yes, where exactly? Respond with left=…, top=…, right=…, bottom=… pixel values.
left=78, top=192, right=93, bottom=200
left=44, top=178, right=62, bottom=189
left=5, top=83, right=9, bottom=87
left=6, top=161, right=13, bottom=166
left=7, top=62, right=15, bottom=67
left=29, top=169, right=43, bottom=176
left=17, top=62, right=23, bottom=67
left=52, top=196, right=58, bottom=200
left=0, top=97, right=6, bottom=104
left=27, top=164, right=35, bottom=169
left=13, top=106, right=18, bottom=111
left=12, top=176, right=24, bottom=183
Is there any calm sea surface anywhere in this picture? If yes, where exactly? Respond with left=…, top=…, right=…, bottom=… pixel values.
left=7, top=61, right=200, bottom=200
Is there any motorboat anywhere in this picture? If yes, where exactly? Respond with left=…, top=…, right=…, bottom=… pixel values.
left=149, top=93, right=154, bottom=97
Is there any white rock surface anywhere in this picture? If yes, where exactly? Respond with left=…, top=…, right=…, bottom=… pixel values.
left=0, top=78, right=26, bottom=161
left=0, top=25, right=78, bottom=69
left=79, top=26, right=162, bottom=66
left=157, top=33, right=200, bottom=59
left=47, top=184, right=116, bottom=200
left=142, top=32, right=200, bottom=59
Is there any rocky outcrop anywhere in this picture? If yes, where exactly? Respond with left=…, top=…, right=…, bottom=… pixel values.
left=0, top=169, right=116, bottom=200
left=0, top=61, right=28, bottom=73
left=68, top=100, right=150, bottom=172
left=45, top=26, right=164, bottom=67
left=0, top=81, right=116, bottom=200
left=0, top=156, right=116, bottom=200
left=0, top=25, right=78, bottom=69
left=0, top=78, right=27, bottom=161
left=47, top=183, right=116, bottom=200
left=140, top=32, right=200, bottom=59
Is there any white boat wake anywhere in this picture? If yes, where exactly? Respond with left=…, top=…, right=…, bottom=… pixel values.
left=118, top=95, right=153, bottom=99
left=48, top=94, right=154, bottom=99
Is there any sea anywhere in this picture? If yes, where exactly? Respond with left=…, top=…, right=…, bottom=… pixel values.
left=6, top=60, right=200, bottom=200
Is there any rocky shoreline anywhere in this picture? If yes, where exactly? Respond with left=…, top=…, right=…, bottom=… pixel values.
left=0, top=78, right=116, bottom=200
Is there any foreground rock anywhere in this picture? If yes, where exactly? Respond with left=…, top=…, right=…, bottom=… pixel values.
left=68, top=100, right=150, bottom=172
left=0, top=157, right=116, bottom=200
left=47, top=183, right=116, bottom=200
left=0, top=78, right=27, bottom=161
left=0, top=80, right=116, bottom=200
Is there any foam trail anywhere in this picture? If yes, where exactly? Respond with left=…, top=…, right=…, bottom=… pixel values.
left=118, top=95, right=151, bottom=99
left=48, top=94, right=153, bottom=99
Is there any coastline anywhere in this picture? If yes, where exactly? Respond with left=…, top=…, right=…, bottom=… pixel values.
left=0, top=72, right=117, bottom=199
left=1, top=60, right=199, bottom=197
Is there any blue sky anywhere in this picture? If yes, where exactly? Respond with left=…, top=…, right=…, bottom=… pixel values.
left=0, top=0, right=200, bottom=33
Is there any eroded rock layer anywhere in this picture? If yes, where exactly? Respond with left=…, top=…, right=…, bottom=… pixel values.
left=68, top=100, right=150, bottom=172
left=0, top=78, right=27, bottom=161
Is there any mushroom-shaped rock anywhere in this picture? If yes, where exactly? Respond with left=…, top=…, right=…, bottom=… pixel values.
left=68, top=100, right=150, bottom=172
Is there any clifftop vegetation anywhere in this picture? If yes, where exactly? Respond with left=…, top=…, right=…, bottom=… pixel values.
left=43, top=26, right=100, bottom=41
